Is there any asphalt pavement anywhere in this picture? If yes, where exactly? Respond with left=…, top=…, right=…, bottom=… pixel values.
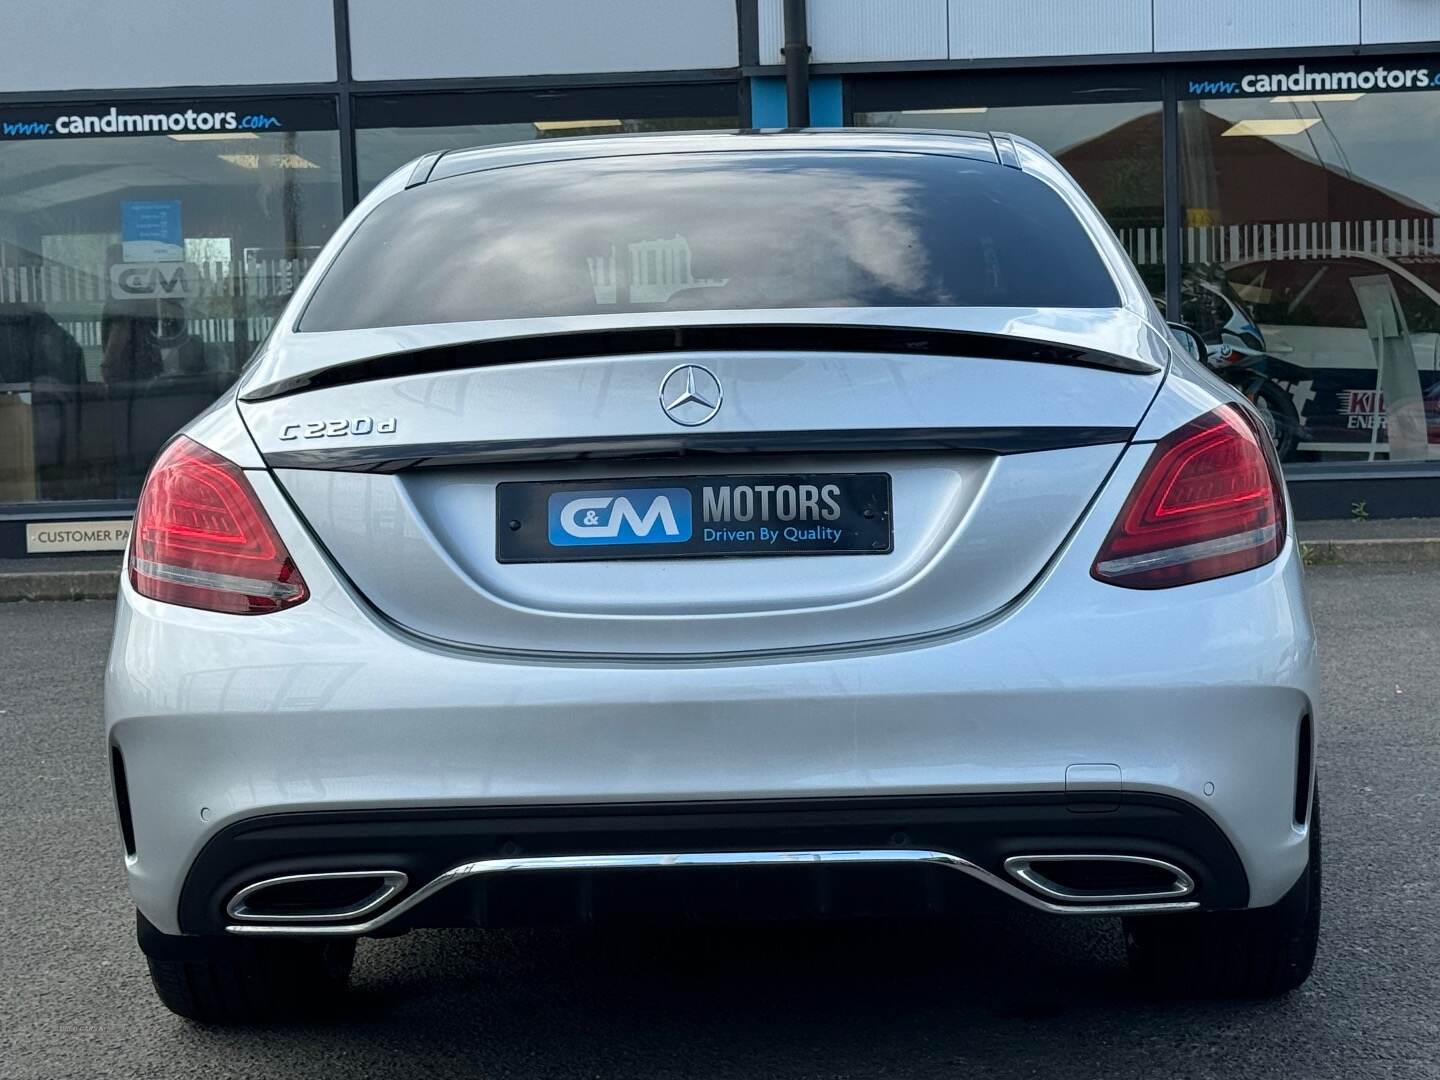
left=1, top=565, right=1437, bottom=1079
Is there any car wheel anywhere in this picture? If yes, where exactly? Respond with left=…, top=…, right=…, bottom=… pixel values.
left=1124, top=787, right=1320, bottom=998
left=1245, top=378, right=1302, bottom=462
left=145, top=932, right=356, bottom=1024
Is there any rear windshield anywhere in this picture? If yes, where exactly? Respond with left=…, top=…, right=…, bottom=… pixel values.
left=300, top=150, right=1119, bottom=332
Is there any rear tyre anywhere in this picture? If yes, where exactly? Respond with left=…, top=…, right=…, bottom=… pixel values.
left=141, top=921, right=356, bottom=1024
left=1244, top=377, right=1301, bottom=462
left=1124, top=789, right=1320, bottom=998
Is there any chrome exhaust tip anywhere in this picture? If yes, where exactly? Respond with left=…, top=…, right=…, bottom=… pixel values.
left=226, top=870, right=408, bottom=923
left=1002, top=854, right=1194, bottom=904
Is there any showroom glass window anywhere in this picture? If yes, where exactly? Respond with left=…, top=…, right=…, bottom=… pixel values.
left=0, top=100, right=342, bottom=504
left=354, top=85, right=738, bottom=196
left=852, top=73, right=1164, bottom=297
left=1179, top=63, right=1440, bottom=464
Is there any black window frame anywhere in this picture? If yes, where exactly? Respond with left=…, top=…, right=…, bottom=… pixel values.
left=353, top=80, right=742, bottom=131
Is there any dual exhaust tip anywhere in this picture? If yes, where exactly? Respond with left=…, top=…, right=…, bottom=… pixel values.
left=227, top=870, right=408, bottom=923
left=226, top=853, right=1194, bottom=927
left=1001, top=854, right=1194, bottom=904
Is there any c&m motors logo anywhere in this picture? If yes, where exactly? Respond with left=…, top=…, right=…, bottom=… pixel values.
left=548, top=488, right=693, bottom=547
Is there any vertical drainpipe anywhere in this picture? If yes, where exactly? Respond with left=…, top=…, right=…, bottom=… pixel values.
left=782, top=0, right=811, bottom=127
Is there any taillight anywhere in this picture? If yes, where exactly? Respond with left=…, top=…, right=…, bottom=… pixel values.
left=129, top=436, right=308, bottom=614
left=1092, top=405, right=1285, bottom=589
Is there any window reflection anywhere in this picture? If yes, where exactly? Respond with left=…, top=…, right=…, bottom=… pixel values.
left=0, top=129, right=342, bottom=502
left=303, top=153, right=1119, bottom=332
left=856, top=102, right=1165, bottom=294
left=1180, top=91, right=1440, bottom=461
left=356, top=115, right=737, bottom=196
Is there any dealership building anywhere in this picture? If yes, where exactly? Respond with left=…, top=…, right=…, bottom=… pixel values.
left=4, top=0, right=1440, bottom=555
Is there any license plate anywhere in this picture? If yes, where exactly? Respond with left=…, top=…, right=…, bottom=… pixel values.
left=496, top=473, right=892, bottom=563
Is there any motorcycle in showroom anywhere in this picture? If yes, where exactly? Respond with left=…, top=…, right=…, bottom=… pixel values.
left=1165, top=279, right=1310, bottom=462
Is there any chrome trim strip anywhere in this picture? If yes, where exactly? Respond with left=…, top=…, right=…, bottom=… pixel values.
left=1093, top=524, right=1277, bottom=577
left=226, top=870, right=409, bottom=923
left=225, top=849, right=1197, bottom=935
left=1003, top=854, right=1195, bottom=903
left=131, top=558, right=305, bottom=600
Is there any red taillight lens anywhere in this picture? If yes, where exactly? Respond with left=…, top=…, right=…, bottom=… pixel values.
left=1092, top=405, right=1286, bottom=589
left=129, top=437, right=308, bottom=614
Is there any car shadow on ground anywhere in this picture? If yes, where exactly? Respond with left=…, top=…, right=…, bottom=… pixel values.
left=173, top=912, right=1308, bottom=1079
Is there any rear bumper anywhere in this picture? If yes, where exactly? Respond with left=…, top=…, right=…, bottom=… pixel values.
left=106, top=469, right=1317, bottom=935
left=169, top=793, right=1242, bottom=938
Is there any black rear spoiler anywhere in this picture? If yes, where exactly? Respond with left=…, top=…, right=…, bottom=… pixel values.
left=240, top=322, right=1161, bottom=402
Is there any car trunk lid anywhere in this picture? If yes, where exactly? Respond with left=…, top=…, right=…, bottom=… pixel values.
left=240, top=313, right=1167, bottom=658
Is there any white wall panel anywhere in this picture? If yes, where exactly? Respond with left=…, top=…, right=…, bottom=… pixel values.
left=1154, top=0, right=1359, bottom=52
left=1361, top=0, right=1440, bottom=44
left=0, top=0, right=335, bottom=92
left=949, top=0, right=1151, bottom=59
left=759, top=0, right=948, bottom=64
left=350, top=0, right=738, bottom=81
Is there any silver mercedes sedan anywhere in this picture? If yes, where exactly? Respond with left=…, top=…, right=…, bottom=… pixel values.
left=105, top=130, right=1319, bottom=1023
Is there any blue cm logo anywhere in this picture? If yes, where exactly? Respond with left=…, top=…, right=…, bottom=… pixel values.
left=548, top=488, right=693, bottom=546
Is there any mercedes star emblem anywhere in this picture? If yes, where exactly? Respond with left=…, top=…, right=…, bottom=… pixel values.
left=658, top=364, right=723, bottom=426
